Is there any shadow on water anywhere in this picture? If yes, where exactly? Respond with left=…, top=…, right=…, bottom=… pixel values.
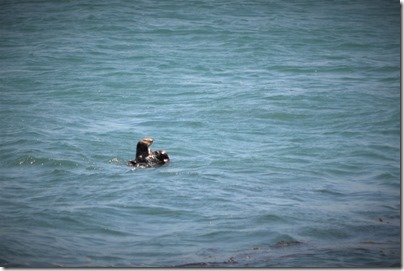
left=174, top=239, right=401, bottom=268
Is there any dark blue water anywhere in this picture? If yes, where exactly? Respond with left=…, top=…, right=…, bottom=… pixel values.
left=0, top=0, right=400, bottom=267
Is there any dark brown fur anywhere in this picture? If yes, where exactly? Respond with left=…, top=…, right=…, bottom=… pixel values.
left=128, top=138, right=170, bottom=168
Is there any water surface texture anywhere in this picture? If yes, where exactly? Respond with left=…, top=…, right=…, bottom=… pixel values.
left=0, top=0, right=400, bottom=267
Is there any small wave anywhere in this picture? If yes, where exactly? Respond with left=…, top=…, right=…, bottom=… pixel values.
left=316, top=189, right=344, bottom=196
left=14, top=155, right=82, bottom=168
left=255, top=214, right=283, bottom=223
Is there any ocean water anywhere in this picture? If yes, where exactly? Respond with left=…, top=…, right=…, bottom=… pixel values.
left=0, top=0, right=400, bottom=267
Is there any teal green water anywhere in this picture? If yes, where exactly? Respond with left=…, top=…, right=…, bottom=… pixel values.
left=0, top=0, right=400, bottom=267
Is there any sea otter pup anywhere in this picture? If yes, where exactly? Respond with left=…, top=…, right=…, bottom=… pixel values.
left=128, top=137, right=170, bottom=168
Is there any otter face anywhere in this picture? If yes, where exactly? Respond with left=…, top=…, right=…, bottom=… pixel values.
left=140, top=137, right=154, bottom=147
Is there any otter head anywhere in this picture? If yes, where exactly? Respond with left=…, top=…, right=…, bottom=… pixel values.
left=141, top=137, right=154, bottom=146
left=135, top=137, right=154, bottom=162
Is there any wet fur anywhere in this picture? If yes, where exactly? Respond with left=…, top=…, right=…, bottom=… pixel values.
left=128, top=138, right=169, bottom=168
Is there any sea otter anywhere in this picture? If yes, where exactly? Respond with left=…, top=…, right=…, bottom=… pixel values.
left=128, top=137, right=170, bottom=168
